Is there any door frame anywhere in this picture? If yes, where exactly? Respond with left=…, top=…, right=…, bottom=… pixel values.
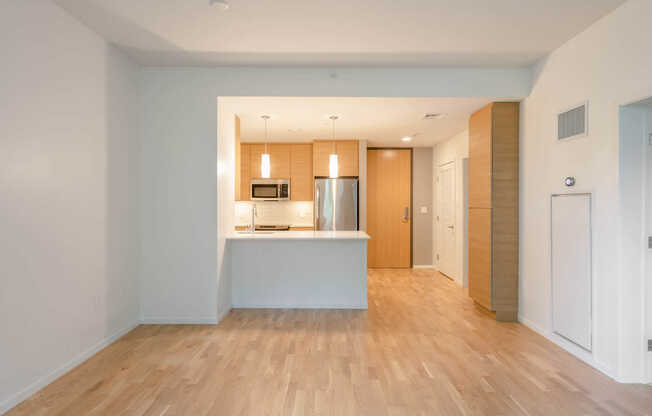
left=367, top=147, right=413, bottom=268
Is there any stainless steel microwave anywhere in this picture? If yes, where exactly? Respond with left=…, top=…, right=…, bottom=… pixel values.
left=250, top=179, right=290, bottom=201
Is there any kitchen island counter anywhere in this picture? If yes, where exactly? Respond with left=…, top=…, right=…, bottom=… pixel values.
left=227, top=230, right=370, bottom=240
left=227, top=231, right=369, bottom=309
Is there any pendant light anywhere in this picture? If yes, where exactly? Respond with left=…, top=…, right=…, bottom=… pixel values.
left=261, top=115, right=271, bottom=179
left=329, top=115, right=339, bottom=178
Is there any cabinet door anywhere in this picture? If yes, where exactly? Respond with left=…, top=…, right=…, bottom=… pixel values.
left=249, top=144, right=265, bottom=179
left=290, top=143, right=313, bottom=201
left=270, top=144, right=291, bottom=178
left=239, top=143, right=250, bottom=200
left=469, top=104, right=492, bottom=208
left=337, top=140, right=359, bottom=177
left=313, top=141, right=332, bottom=177
left=469, top=207, right=492, bottom=310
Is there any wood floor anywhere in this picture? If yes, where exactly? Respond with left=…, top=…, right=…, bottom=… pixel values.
left=8, top=269, right=652, bottom=415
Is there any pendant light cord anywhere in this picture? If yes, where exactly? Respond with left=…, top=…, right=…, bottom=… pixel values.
left=262, top=115, right=269, bottom=153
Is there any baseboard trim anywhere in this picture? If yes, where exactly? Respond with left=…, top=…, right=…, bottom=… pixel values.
left=216, top=307, right=231, bottom=324
left=140, top=316, right=218, bottom=325
left=517, top=314, right=617, bottom=381
left=0, top=321, right=139, bottom=415
left=412, top=265, right=434, bottom=269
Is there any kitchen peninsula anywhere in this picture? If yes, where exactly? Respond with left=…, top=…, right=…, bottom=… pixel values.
left=227, top=230, right=370, bottom=309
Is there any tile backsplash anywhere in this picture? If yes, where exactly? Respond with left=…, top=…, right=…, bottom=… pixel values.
left=235, top=201, right=313, bottom=227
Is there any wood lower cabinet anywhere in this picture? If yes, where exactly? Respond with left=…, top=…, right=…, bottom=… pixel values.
left=468, top=102, right=519, bottom=322
left=313, top=140, right=358, bottom=177
left=468, top=208, right=492, bottom=310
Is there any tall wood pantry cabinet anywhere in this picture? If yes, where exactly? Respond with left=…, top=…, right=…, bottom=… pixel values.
left=468, top=102, right=519, bottom=322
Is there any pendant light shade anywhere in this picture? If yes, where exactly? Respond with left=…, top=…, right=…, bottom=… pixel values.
left=261, top=153, right=271, bottom=178
left=329, top=115, right=339, bottom=178
left=329, top=154, right=338, bottom=178
left=261, top=115, right=271, bottom=179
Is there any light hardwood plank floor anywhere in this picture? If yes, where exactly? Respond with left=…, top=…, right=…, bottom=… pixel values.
left=8, top=269, right=652, bottom=415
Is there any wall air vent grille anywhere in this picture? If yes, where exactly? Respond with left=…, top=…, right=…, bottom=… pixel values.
left=557, top=102, right=587, bottom=140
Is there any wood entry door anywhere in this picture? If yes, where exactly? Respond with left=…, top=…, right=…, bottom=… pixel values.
left=367, top=149, right=411, bottom=268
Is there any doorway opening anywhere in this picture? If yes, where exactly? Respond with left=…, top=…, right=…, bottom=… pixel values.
left=618, top=96, right=652, bottom=383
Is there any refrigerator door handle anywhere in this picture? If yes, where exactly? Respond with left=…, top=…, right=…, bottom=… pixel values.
left=314, top=187, right=320, bottom=229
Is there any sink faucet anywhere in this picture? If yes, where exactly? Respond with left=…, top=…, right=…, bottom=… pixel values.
left=249, top=204, right=257, bottom=232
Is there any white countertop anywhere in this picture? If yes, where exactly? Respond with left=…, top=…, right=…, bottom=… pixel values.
left=227, top=230, right=370, bottom=240
left=235, top=224, right=314, bottom=228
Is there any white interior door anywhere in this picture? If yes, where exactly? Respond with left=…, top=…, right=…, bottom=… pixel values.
left=551, top=193, right=592, bottom=351
left=437, top=162, right=456, bottom=278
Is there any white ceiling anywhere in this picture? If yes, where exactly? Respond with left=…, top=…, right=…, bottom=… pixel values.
left=222, top=97, right=494, bottom=146
left=55, top=0, right=624, bottom=67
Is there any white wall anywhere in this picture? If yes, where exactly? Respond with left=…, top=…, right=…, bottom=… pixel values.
left=646, top=107, right=652, bottom=383
left=140, top=68, right=530, bottom=323
left=216, top=105, right=237, bottom=322
left=0, top=1, right=140, bottom=412
left=358, top=140, right=368, bottom=232
left=433, top=130, right=469, bottom=287
left=518, top=0, right=652, bottom=382
left=618, top=104, right=649, bottom=383
left=413, top=147, right=434, bottom=267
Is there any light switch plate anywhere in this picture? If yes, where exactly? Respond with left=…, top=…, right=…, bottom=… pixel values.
left=420, top=206, right=428, bottom=214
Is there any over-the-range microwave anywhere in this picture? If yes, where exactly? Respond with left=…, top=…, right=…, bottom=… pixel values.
left=250, top=178, right=290, bottom=201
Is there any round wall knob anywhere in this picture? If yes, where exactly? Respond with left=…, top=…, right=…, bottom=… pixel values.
left=564, top=177, right=576, bottom=187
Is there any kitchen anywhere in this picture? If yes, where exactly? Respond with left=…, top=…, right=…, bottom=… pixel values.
left=217, top=96, right=489, bottom=312
left=225, top=103, right=370, bottom=309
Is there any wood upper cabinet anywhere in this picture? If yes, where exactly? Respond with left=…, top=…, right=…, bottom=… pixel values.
left=468, top=102, right=519, bottom=322
left=237, top=142, right=314, bottom=201
left=248, top=144, right=265, bottom=179
left=290, top=143, right=313, bottom=201
left=313, top=141, right=332, bottom=177
left=270, top=144, right=291, bottom=178
left=313, top=140, right=359, bottom=177
left=469, top=105, right=492, bottom=209
left=238, top=140, right=250, bottom=201
left=237, top=139, right=355, bottom=201
left=336, top=141, right=359, bottom=177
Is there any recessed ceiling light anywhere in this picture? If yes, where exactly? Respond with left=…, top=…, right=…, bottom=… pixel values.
left=209, top=0, right=229, bottom=10
left=423, top=113, right=447, bottom=120
left=401, top=136, right=412, bottom=142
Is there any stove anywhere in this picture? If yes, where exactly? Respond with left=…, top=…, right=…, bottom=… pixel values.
left=254, top=224, right=290, bottom=231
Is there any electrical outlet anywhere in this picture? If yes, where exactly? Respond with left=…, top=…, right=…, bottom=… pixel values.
left=420, top=206, right=428, bottom=214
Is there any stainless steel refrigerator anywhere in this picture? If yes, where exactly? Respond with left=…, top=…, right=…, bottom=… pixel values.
left=314, top=178, right=359, bottom=231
